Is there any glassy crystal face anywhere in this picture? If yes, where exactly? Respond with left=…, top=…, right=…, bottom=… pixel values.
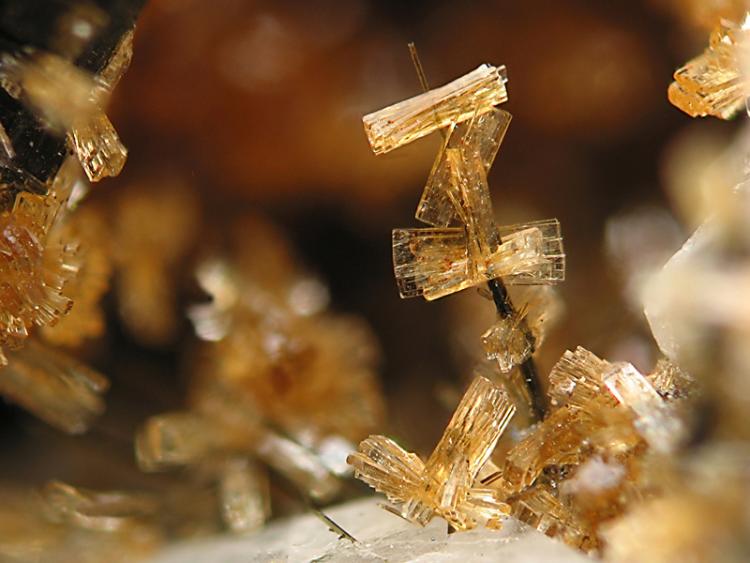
left=392, top=222, right=564, bottom=301
left=668, top=19, right=750, bottom=119
left=363, top=65, right=508, bottom=155
left=348, top=376, right=515, bottom=530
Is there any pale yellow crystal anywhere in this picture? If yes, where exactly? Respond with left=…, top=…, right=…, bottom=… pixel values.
left=392, top=221, right=563, bottom=301
left=348, top=376, right=515, bottom=530
left=69, top=113, right=127, bottom=182
left=511, top=484, right=594, bottom=551
left=416, top=109, right=512, bottom=227
left=363, top=64, right=508, bottom=155
left=547, top=347, right=612, bottom=409
left=481, top=313, right=532, bottom=373
left=668, top=19, right=750, bottom=119
left=602, top=362, right=684, bottom=453
left=218, top=458, right=270, bottom=533
left=254, top=429, right=342, bottom=502
left=498, top=219, right=566, bottom=285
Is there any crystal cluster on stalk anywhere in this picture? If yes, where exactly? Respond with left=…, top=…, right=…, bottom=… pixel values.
left=135, top=216, right=384, bottom=533
left=363, top=62, right=564, bottom=384
left=668, top=14, right=750, bottom=119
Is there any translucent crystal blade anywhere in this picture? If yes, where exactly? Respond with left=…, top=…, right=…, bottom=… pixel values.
left=425, top=377, right=515, bottom=512
left=499, top=219, right=566, bottom=285
left=135, top=412, right=236, bottom=471
left=392, top=227, right=471, bottom=299
left=602, top=362, right=684, bottom=453
left=448, top=148, right=501, bottom=277
left=347, top=435, right=425, bottom=505
left=547, top=347, right=611, bottom=409
left=254, top=430, right=341, bottom=502
left=499, top=406, right=588, bottom=495
left=416, top=109, right=511, bottom=227
left=363, top=64, right=508, bottom=155
left=511, top=484, right=593, bottom=550
left=668, top=21, right=749, bottom=119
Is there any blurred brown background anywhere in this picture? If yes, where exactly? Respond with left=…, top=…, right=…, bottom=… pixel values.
left=0, top=0, right=742, bottom=491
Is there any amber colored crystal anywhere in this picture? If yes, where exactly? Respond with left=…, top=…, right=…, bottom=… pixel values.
left=0, top=192, right=76, bottom=364
left=0, top=340, right=108, bottom=434
left=497, top=405, right=591, bottom=496
left=602, top=362, right=684, bottom=453
left=647, top=357, right=694, bottom=400
left=6, top=51, right=100, bottom=133
left=481, top=312, right=532, bottom=373
left=668, top=19, right=749, bottom=119
left=69, top=30, right=134, bottom=182
left=392, top=221, right=564, bottom=301
left=70, top=114, right=127, bottom=182
left=42, top=205, right=112, bottom=347
left=417, top=109, right=511, bottom=227
left=348, top=376, right=515, bottom=530
left=511, top=484, right=595, bottom=551
left=363, top=64, right=508, bottom=155
left=547, top=347, right=613, bottom=410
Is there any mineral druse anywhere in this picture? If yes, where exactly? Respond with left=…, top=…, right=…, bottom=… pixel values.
left=668, top=16, right=750, bottom=119
left=348, top=376, right=515, bottom=530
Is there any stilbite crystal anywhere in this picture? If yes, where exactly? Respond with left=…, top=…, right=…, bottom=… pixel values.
left=668, top=18, right=750, bottom=119
left=392, top=222, right=563, bottom=301
left=348, top=376, right=515, bottom=530
left=363, top=64, right=508, bottom=155
left=481, top=312, right=533, bottom=373
left=0, top=192, right=76, bottom=364
left=417, top=109, right=511, bottom=227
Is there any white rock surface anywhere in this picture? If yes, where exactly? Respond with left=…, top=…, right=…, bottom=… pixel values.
left=149, top=496, right=591, bottom=562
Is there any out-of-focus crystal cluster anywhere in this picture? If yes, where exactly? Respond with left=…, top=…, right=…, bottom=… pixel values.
left=135, top=216, right=384, bottom=533
left=0, top=2, right=141, bottom=433
left=0, top=481, right=161, bottom=562
left=668, top=15, right=750, bottom=119
left=348, top=376, right=515, bottom=531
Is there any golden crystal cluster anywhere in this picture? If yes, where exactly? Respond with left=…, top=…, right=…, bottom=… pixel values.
left=0, top=27, right=135, bottom=432
left=364, top=62, right=564, bottom=388
left=370, top=69, right=565, bottom=302
left=349, top=376, right=515, bottom=530
left=351, top=59, right=701, bottom=555
left=349, top=344, right=691, bottom=547
left=668, top=14, right=750, bottom=119
left=0, top=30, right=132, bottom=181
left=135, top=215, right=384, bottom=533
